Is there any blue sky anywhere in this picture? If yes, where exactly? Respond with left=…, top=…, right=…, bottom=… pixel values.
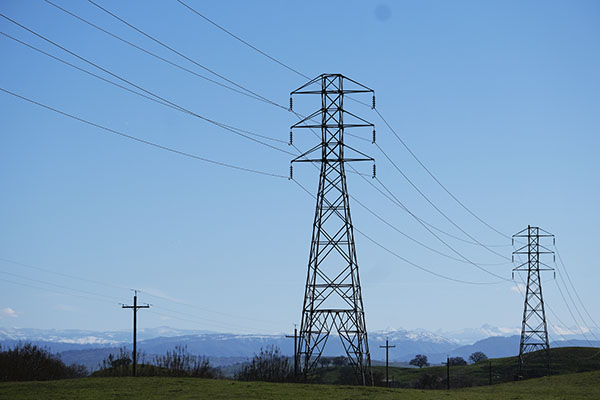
left=0, top=0, right=598, bottom=339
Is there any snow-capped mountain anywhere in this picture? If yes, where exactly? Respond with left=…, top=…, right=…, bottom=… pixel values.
left=1, top=324, right=597, bottom=370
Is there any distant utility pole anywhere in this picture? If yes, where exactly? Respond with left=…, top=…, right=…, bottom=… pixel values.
left=512, top=226, right=554, bottom=374
left=122, top=290, right=150, bottom=377
left=379, top=338, right=395, bottom=387
left=285, top=325, right=299, bottom=378
left=446, top=356, right=450, bottom=390
left=489, top=360, right=492, bottom=385
left=290, top=74, right=376, bottom=386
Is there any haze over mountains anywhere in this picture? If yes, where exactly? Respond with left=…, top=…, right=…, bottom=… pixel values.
left=2, top=324, right=598, bottom=371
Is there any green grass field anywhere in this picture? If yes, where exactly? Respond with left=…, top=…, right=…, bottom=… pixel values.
left=2, top=347, right=599, bottom=399
left=1, top=370, right=599, bottom=400
left=316, top=347, right=600, bottom=388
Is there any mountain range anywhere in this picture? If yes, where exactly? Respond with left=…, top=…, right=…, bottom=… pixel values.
left=2, top=325, right=598, bottom=371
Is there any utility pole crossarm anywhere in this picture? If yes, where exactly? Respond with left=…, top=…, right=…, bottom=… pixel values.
left=122, top=290, right=150, bottom=377
left=379, top=339, right=396, bottom=387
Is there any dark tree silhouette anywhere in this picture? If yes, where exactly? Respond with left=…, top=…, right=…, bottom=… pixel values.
left=469, top=351, right=488, bottom=364
left=409, top=354, right=430, bottom=368
left=448, top=356, right=467, bottom=366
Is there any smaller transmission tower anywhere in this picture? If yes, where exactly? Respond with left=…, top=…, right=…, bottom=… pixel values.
left=512, top=225, right=555, bottom=373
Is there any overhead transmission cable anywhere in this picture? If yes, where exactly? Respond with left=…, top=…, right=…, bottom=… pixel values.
left=348, top=193, right=509, bottom=266
left=0, top=87, right=287, bottom=179
left=3, top=14, right=489, bottom=272
left=374, top=142, right=512, bottom=259
left=42, top=0, right=327, bottom=143
left=289, top=135, right=507, bottom=268
left=139, top=291, right=286, bottom=329
left=86, top=0, right=288, bottom=111
left=162, top=5, right=599, bottom=339
left=41, top=0, right=278, bottom=110
left=0, top=268, right=126, bottom=303
left=373, top=109, right=511, bottom=240
left=4, top=12, right=489, bottom=272
left=174, top=0, right=311, bottom=80
left=0, top=256, right=285, bottom=331
left=0, top=15, right=293, bottom=155
left=0, top=256, right=129, bottom=292
left=554, top=245, right=600, bottom=333
left=173, top=0, right=513, bottom=246
left=50, top=0, right=510, bottom=267
left=371, top=173, right=511, bottom=281
left=551, top=276, right=596, bottom=345
left=292, top=178, right=504, bottom=286
left=0, top=277, right=121, bottom=306
left=512, top=254, right=596, bottom=346
left=0, top=31, right=288, bottom=148
left=510, top=278, right=572, bottom=343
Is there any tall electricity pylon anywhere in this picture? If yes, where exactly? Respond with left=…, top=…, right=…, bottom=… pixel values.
left=512, top=225, right=555, bottom=374
left=290, top=74, right=375, bottom=385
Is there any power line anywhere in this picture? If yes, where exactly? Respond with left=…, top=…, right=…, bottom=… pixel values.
left=269, top=35, right=598, bottom=350
left=87, top=0, right=288, bottom=111
left=552, top=277, right=595, bottom=346
left=44, top=0, right=324, bottom=140
left=555, top=268, right=599, bottom=342
left=373, top=108, right=511, bottom=240
left=554, top=245, right=600, bottom=332
left=139, top=291, right=286, bottom=329
left=0, top=15, right=293, bottom=155
left=0, top=256, right=128, bottom=292
left=149, top=303, right=273, bottom=333
left=0, top=87, right=288, bottom=179
left=0, top=277, right=120, bottom=306
left=175, top=1, right=512, bottom=247
left=513, top=256, right=596, bottom=346
left=0, top=256, right=284, bottom=333
left=174, top=0, right=311, bottom=80
left=0, top=30, right=288, bottom=148
left=42, top=0, right=276, bottom=109
left=348, top=193, right=509, bottom=266
left=374, top=142, right=510, bottom=260
left=0, top=268, right=126, bottom=303
left=373, top=175, right=511, bottom=280
left=291, top=178, right=504, bottom=286
left=348, top=161, right=510, bottom=249
left=167, top=2, right=514, bottom=251
left=290, top=139, right=509, bottom=269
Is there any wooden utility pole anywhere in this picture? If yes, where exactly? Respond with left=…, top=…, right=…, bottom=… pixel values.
left=285, top=325, right=299, bottom=378
left=446, top=356, right=450, bottom=390
left=122, top=290, right=150, bottom=377
left=379, top=338, right=395, bottom=387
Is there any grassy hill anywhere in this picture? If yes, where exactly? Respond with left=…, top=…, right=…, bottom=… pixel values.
left=317, top=346, right=600, bottom=388
left=0, top=370, right=599, bottom=400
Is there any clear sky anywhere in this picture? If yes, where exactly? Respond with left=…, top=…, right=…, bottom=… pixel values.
left=0, top=0, right=598, bottom=340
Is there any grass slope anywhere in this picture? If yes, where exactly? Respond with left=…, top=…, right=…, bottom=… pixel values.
left=1, top=371, right=599, bottom=400
left=363, top=346, right=600, bottom=388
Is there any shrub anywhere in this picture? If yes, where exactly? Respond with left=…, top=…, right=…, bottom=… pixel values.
left=414, top=372, right=444, bottom=389
left=235, top=345, right=293, bottom=382
left=95, top=345, right=220, bottom=378
left=0, top=343, right=87, bottom=381
left=153, top=345, right=220, bottom=378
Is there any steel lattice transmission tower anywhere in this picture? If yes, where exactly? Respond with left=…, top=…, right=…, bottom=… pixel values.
left=512, top=225, right=555, bottom=373
left=289, top=74, right=375, bottom=385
